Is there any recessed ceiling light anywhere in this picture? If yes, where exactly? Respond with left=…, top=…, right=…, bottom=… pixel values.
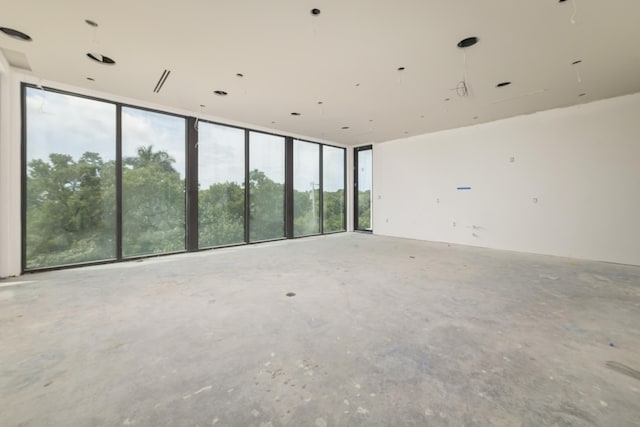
left=369, top=119, right=374, bottom=122
left=457, top=37, right=479, bottom=48
left=200, top=104, right=206, bottom=107
left=397, top=67, right=405, bottom=71
left=291, top=112, right=301, bottom=116
left=559, top=0, right=567, bottom=3
left=496, top=81, right=512, bottom=88
left=444, top=98, right=451, bottom=101
left=86, top=77, right=95, bottom=81
left=317, top=101, right=323, bottom=104
left=341, top=126, right=350, bottom=130
left=214, top=90, right=228, bottom=96
left=271, top=121, right=276, bottom=124
left=85, top=19, right=98, bottom=27
left=236, top=73, right=244, bottom=77
left=0, top=27, right=32, bottom=41
left=578, top=93, right=586, bottom=97
left=404, top=131, right=409, bottom=134
left=311, top=8, right=321, bottom=15
left=572, top=60, right=582, bottom=65
left=355, top=83, right=360, bottom=87
left=86, top=52, right=115, bottom=65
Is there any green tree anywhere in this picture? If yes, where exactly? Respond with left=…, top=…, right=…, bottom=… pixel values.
left=26, top=152, right=116, bottom=268
left=199, top=181, right=245, bottom=247
left=249, top=169, right=284, bottom=241
left=358, top=190, right=371, bottom=229
left=323, top=189, right=345, bottom=232
left=122, top=145, right=185, bottom=256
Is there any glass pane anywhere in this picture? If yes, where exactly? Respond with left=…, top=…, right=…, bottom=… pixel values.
left=293, top=140, right=320, bottom=236
left=249, top=132, right=285, bottom=241
left=357, top=148, right=372, bottom=230
left=323, top=146, right=345, bottom=233
left=198, top=123, right=245, bottom=247
left=25, top=88, right=116, bottom=269
left=122, top=108, right=186, bottom=257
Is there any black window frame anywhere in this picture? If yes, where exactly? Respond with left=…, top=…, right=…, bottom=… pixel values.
left=20, top=82, right=347, bottom=272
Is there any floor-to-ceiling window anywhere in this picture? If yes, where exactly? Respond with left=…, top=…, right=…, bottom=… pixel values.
left=24, top=87, right=116, bottom=269
left=248, top=132, right=285, bottom=242
left=22, top=84, right=346, bottom=271
left=293, top=140, right=320, bottom=237
left=354, top=145, right=373, bottom=231
left=198, top=123, right=245, bottom=248
left=323, top=145, right=346, bottom=233
left=121, top=107, right=186, bottom=257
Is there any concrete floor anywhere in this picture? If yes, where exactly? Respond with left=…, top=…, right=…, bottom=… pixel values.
left=1, top=233, right=639, bottom=427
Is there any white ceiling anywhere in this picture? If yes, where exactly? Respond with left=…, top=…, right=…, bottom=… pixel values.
left=1, top=0, right=639, bottom=146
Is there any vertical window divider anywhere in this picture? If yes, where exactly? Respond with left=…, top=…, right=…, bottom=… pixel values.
left=244, top=130, right=250, bottom=243
left=285, top=137, right=294, bottom=239
left=342, top=148, right=347, bottom=231
left=115, top=104, right=123, bottom=260
left=319, top=144, right=324, bottom=234
left=186, top=116, right=199, bottom=251
left=353, top=147, right=359, bottom=231
left=20, top=83, right=28, bottom=272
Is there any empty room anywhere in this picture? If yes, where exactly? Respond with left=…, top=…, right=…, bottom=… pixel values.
left=1, top=1, right=639, bottom=426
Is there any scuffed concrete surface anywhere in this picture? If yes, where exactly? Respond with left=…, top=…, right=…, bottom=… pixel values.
left=1, top=233, right=639, bottom=426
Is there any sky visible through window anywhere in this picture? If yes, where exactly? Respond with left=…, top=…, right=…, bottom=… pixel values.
left=27, top=89, right=345, bottom=191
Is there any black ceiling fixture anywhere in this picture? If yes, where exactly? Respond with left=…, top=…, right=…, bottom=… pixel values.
left=0, top=27, right=32, bottom=41
left=457, top=37, right=479, bottom=48
left=398, top=67, right=405, bottom=71
left=341, top=126, right=350, bottom=130
left=86, top=77, right=95, bottom=81
left=214, top=90, right=228, bottom=96
left=317, top=101, right=323, bottom=104
left=86, top=52, right=115, bottom=65
left=200, top=104, right=206, bottom=107
left=578, top=93, right=586, bottom=97
left=236, top=73, right=244, bottom=77
left=291, top=112, right=301, bottom=116
left=85, top=19, right=98, bottom=27
left=496, top=81, right=512, bottom=88
left=559, top=0, right=567, bottom=2
left=572, top=60, right=582, bottom=65
left=154, top=69, right=170, bottom=93
left=311, top=8, right=321, bottom=15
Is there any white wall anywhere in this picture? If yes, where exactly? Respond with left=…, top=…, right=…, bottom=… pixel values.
left=373, top=93, right=640, bottom=266
left=0, top=55, right=22, bottom=278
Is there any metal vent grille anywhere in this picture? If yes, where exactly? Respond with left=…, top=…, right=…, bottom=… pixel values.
left=153, top=69, right=171, bottom=93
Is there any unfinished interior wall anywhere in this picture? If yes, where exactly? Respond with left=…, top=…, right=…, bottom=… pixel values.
left=373, top=93, right=640, bottom=265
left=0, top=56, right=22, bottom=278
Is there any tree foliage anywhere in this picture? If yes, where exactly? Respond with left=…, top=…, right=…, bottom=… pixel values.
left=357, top=190, right=372, bottom=229
left=122, top=146, right=185, bottom=256
left=26, top=147, right=345, bottom=269
left=26, top=152, right=116, bottom=268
